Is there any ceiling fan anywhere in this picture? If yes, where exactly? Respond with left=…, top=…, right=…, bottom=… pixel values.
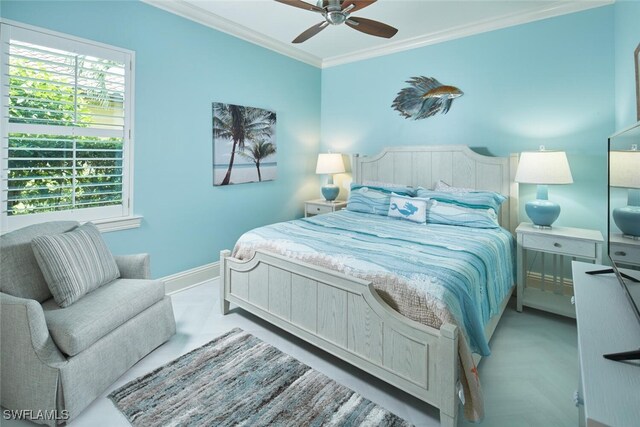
left=275, top=0, right=398, bottom=43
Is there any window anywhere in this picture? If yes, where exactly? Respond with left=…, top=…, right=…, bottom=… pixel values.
left=0, top=22, right=135, bottom=233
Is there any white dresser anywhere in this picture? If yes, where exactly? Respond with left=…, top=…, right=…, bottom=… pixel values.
left=572, top=261, right=640, bottom=427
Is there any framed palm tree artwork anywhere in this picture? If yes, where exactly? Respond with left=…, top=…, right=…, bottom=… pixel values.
left=212, top=102, right=277, bottom=186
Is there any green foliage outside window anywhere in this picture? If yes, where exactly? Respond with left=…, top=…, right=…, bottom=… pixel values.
left=7, top=56, right=125, bottom=215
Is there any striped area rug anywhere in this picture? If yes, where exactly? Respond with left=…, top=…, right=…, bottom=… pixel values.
left=109, top=328, right=412, bottom=426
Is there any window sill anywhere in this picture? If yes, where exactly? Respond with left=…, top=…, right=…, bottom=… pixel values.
left=92, top=215, right=143, bottom=233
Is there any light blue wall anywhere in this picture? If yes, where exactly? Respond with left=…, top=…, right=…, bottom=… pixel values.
left=2, top=1, right=627, bottom=275
left=614, top=0, right=640, bottom=129
left=321, top=6, right=615, bottom=238
left=1, top=1, right=321, bottom=277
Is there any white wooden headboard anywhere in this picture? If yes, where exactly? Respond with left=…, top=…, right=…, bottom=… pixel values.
left=352, top=145, right=519, bottom=233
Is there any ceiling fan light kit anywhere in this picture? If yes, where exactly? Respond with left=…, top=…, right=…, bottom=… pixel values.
left=275, top=0, right=398, bottom=43
left=327, top=11, right=347, bottom=25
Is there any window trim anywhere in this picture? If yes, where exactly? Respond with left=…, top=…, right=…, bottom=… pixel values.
left=0, top=19, right=139, bottom=233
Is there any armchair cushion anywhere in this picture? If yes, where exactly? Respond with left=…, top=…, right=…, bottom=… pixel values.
left=42, top=278, right=165, bottom=356
left=32, top=222, right=120, bottom=308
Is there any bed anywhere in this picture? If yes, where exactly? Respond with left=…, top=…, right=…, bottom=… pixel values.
left=219, top=145, right=518, bottom=426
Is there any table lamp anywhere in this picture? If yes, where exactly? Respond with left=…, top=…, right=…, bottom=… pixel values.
left=515, top=146, right=573, bottom=228
left=316, top=153, right=345, bottom=202
left=610, top=146, right=640, bottom=238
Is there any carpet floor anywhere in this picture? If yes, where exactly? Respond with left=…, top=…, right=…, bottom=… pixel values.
left=109, top=328, right=412, bottom=427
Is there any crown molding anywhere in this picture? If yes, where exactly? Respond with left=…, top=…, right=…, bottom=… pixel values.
left=321, top=0, right=613, bottom=67
left=142, top=0, right=612, bottom=70
left=141, top=0, right=323, bottom=68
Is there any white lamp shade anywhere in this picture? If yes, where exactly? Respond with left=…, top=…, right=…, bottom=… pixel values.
left=316, top=153, right=345, bottom=174
left=515, top=151, right=573, bottom=184
left=610, top=150, right=640, bottom=189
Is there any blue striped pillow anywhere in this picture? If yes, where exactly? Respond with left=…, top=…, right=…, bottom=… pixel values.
left=347, top=183, right=415, bottom=216
left=426, top=200, right=500, bottom=228
left=416, top=188, right=506, bottom=214
left=31, top=222, right=120, bottom=307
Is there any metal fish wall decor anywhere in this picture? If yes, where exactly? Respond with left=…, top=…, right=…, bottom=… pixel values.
left=392, top=77, right=463, bottom=120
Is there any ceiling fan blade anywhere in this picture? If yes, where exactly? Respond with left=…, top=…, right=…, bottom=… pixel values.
left=341, top=0, right=377, bottom=13
left=346, top=16, right=398, bottom=38
left=292, top=22, right=329, bottom=43
left=274, top=0, right=324, bottom=13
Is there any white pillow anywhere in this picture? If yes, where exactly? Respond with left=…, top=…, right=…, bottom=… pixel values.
left=363, top=180, right=412, bottom=189
left=434, top=180, right=475, bottom=194
left=387, top=194, right=428, bottom=223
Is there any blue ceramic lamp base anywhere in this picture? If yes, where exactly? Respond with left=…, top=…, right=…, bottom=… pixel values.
left=321, top=185, right=339, bottom=202
left=321, top=175, right=339, bottom=202
left=613, top=189, right=640, bottom=239
left=525, top=185, right=561, bottom=229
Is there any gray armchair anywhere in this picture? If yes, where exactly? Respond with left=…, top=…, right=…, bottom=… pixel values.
left=1, top=222, right=176, bottom=425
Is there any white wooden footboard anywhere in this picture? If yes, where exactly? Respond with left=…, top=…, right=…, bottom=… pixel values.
left=220, top=249, right=460, bottom=426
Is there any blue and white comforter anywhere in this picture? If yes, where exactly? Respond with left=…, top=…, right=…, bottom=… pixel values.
left=233, top=209, right=514, bottom=356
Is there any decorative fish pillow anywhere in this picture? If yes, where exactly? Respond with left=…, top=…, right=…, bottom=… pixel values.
left=387, top=194, right=429, bottom=223
left=347, top=184, right=416, bottom=216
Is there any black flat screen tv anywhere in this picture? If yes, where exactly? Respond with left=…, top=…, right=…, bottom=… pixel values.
left=588, top=121, right=640, bottom=361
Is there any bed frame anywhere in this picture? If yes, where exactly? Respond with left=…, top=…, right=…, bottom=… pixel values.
left=220, top=145, right=518, bottom=426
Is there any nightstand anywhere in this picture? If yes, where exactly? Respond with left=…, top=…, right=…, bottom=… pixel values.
left=305, top=199, right=347, bottom=218
left=610, top=233, right=640, bottom=268
left=516, top=223, right=603, bottom=318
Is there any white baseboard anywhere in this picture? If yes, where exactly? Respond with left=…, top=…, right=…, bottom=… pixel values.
left=162, top=262, right=219, bottom=295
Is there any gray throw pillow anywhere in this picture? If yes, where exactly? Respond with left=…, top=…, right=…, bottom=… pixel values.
left=31, top=222, right=120, bottom=307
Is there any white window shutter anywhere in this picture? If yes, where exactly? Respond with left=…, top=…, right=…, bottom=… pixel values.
left=0, top=22, right=134, bottom=232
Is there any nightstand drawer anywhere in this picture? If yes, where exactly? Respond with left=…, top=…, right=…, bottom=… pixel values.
left=304, top=199, right=347, bottom=218
left=306, top=204, right=333, bottom=215
left=610, top=242, right=640, bottom=265
left=522, top=234, right=596, bottom=259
